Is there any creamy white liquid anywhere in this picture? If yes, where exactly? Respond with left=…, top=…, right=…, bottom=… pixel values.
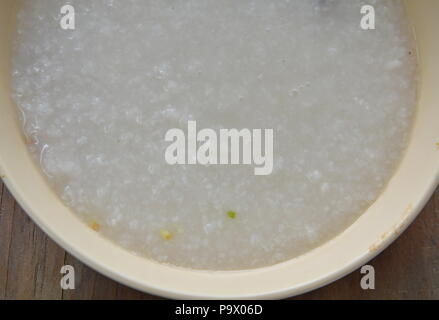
left=13, top=0, right=417, bottom=270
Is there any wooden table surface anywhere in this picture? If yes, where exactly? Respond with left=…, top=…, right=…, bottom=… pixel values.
left=0, top=177, right=438, bottom=300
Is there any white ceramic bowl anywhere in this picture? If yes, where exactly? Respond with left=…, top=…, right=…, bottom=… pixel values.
left=1, top=0, right=438, bottom=299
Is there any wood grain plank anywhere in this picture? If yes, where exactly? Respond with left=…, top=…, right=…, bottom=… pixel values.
left=61, top=253, right=98, bottom=300
left=0, top=180, right=15, bottom=299
left=90, top=272, right=119, bottom=300
left=116, top=283, right=162, bottom=300
left=3, top=198, right=65, bottom=299
left=1, top=176, right=438, bottom=299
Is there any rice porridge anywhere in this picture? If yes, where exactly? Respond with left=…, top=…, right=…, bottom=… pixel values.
left=12, top=0, right=417, bottom=270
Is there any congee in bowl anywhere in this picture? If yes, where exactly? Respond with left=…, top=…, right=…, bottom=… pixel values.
left=12, top=0, right=417, bottom=270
